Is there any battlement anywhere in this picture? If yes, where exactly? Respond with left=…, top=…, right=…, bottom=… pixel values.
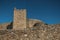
left=14, top=8, right=26, bottom=12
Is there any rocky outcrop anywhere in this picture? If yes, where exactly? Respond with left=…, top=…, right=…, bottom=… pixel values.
left=0, top=24, right=60, bottom=40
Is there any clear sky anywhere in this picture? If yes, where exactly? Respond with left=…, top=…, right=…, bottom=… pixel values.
left=0, top=0, right=60, bottom=24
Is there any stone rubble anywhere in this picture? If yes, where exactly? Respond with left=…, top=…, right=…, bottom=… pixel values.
left=0, top=24, right=60, bottom=40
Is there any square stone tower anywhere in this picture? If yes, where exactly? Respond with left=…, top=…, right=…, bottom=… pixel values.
left=13, top=8, right=26, bottom=30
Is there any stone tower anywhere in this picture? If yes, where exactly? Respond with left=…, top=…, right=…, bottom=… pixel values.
left=13, top=8, right=26, bottom=30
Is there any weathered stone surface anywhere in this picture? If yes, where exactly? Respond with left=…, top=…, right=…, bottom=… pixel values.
left=0, top=24, right=60, bottom=40
left=13, top=8, right=26, bottom=30
left=28, top=19, right=44, bottom=28
left=0, top=23, right=11, bottom=30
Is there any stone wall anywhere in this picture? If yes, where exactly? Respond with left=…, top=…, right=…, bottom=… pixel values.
left=28, top=19, right=44, bottom=28
left=0, top=23, right=11, bottom=30
left=13, top=8, right=26, bottom=30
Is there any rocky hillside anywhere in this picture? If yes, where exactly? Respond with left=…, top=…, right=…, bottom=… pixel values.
left=0, top=24, right=60, bottom=40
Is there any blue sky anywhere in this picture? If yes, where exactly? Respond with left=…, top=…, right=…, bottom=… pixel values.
left=0, top=0, right=60, bottom=24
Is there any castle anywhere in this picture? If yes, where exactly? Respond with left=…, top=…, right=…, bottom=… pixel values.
left=0, top=8, right=60, bottom=40
left=0, top=8, right=45, bottom=30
